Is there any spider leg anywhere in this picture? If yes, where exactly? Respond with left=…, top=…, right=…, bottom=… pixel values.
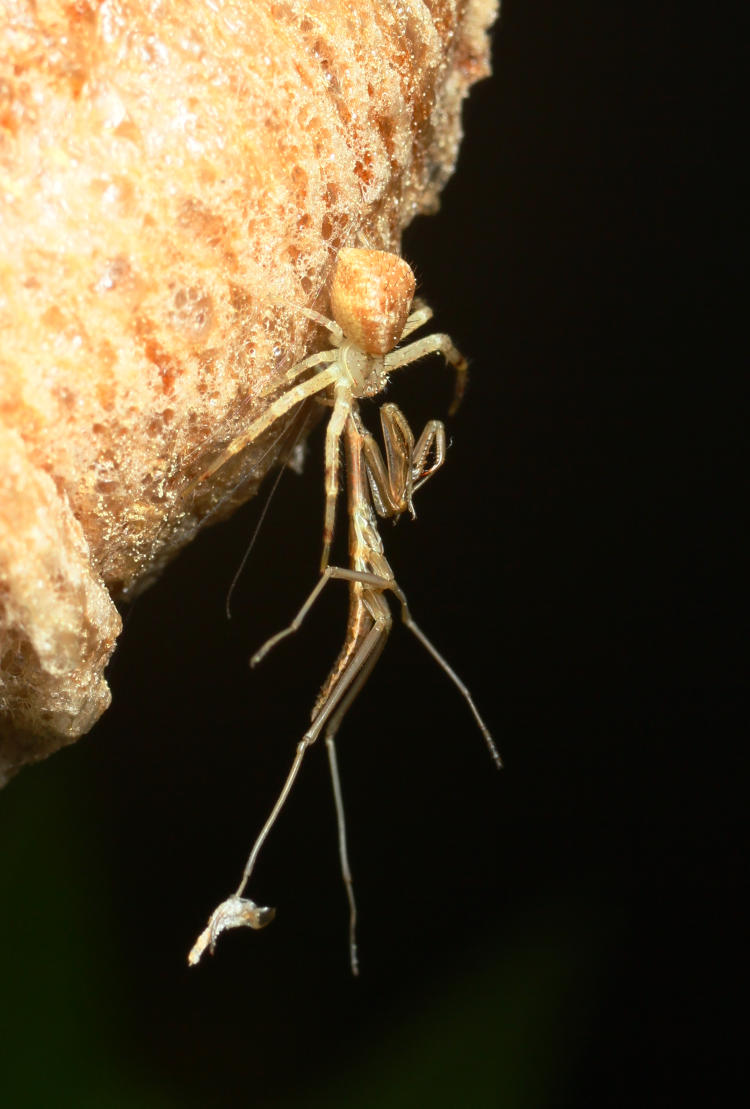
left=321, top=383, right=352, bottom=570
left=184, top=363, right=340, bottom=496
left=282, top=303, right=345, bottom=344
left=399, top=300, right=433, bottom=339
left=384, top=331, right=468, bottom=415
left=261, top=298, right=344, bottom=344
left=259, top=347, right=338, bottom=397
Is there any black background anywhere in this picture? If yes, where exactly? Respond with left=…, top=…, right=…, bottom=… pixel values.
left=1, top=4, right=741, bottom=1107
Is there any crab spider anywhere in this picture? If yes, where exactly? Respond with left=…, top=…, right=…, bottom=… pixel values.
left=186, top=248, right=468, bottom=569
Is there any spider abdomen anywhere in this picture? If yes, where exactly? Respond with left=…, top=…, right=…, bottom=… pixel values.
left=330, top=248, right=416, bottom=356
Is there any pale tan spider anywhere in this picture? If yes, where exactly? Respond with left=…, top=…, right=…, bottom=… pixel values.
left=188, top=248, right=499, bottom=973
left=188, top=248, right=469, bottom=569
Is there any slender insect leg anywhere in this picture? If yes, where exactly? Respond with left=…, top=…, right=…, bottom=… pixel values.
left=251, top=565, right=392, bottom=667
left=318, top=602, right=391, bottom=977
left=319, top=561, right=500, bottom=767
left=306, top=617, right=389, bottom=744
left=238, top=613, right=389, bottom=900
left=386, top=581, right=502, bottom=769
left=250, top=572, right=332, bottom=666
left=235, top=736, right=311, bottom=898
left=326, top=736, right=359, bottom=976
left=251, top=565, right=348, bottom=667
left=322, top=619, right=389, bottom=746
left=384, top=332, right=468, bottom=415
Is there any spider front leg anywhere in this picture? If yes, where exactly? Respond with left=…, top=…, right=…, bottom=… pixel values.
left=183, top=362, right=340, bottom=496
left=320, top=381, right=353, bottom=569
left=385, top=330, right=468, bottom=415
left=361, top=403, right=446, bottom=520
left=399, top=299, right=433, bottom=339
left=259, top=346, right=338, bottom=398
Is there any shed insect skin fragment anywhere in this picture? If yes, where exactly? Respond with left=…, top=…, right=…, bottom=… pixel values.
left=188, top=248, right=499, bottom=973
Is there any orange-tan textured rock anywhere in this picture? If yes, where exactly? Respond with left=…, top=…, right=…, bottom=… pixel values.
left=0, top=0, right=498, bottom=780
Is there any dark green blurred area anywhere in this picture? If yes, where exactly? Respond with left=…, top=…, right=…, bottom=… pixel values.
left=1, top=760, right=169, bottom=1108
left=1, top=751, right=607, bottom=1109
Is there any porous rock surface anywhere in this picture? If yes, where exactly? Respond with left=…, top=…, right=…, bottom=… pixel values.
left=0, top=0, right=498, bottom=780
